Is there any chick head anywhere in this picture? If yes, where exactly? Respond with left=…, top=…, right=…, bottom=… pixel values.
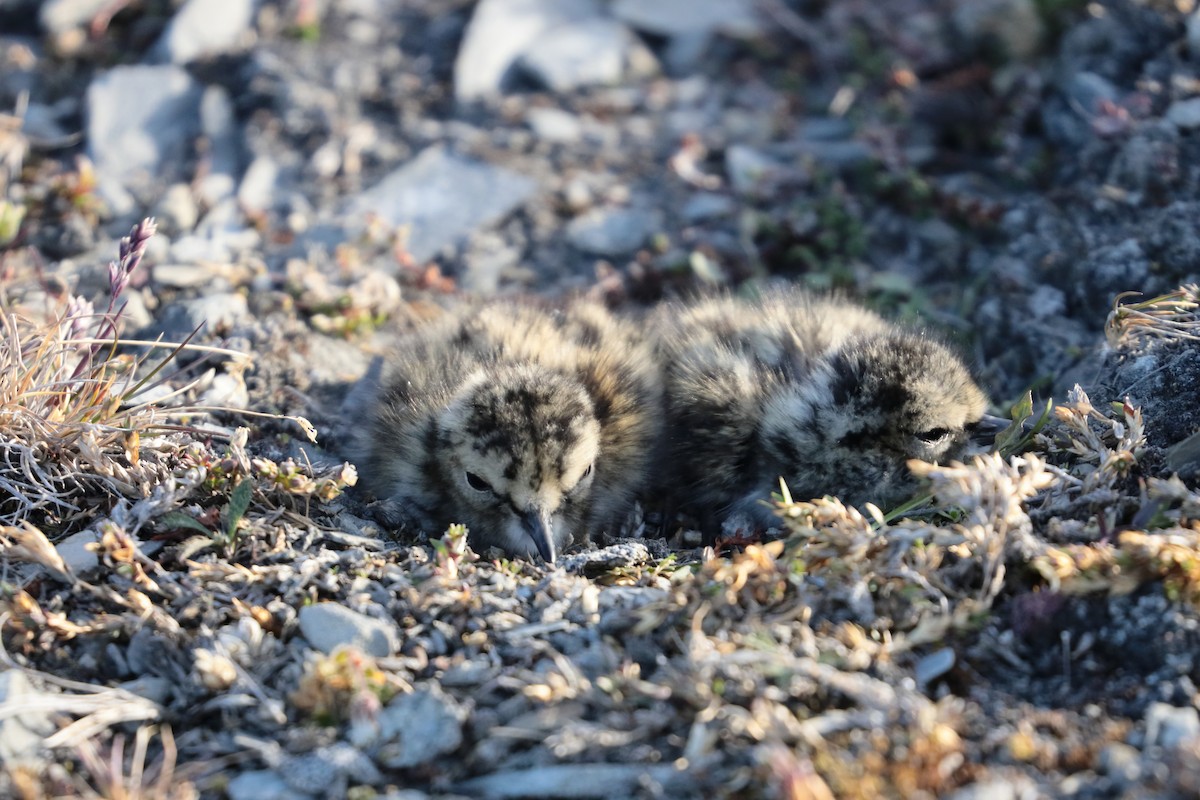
left=437, top=364, right=600, bottom=563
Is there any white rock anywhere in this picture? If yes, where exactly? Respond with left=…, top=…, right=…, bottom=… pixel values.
left=373, top=685, right=467, bottom=767
left=155, top=0, right=258, bottom=64
left=39, top=0, right=110, bottom=33
left=154, top=183, right=199, bottom=235
left=226, top=770, right=293, bottom=800
left=86, top=65, right=203, bottom=196
left=681, top=192, right=734, bottom=222
left=297, top=602, right=401, bottom=657
left=1189, top=12, right=1200, bottom=58
left=612, top=0, right=761, bottom=38
left=0, top=671, right=55, bottom=765
left=54, top=529, right=100, bottom=576
left=1167, top=97, right=1200, bottom=130
left=566, top=206, right=658, bottom=256
left=156, top=292, right=250, bottom=339
left=726, top=144, right=780, bottom=194
left=345, top=147, right=537, bottom=263
left=454, top=0, right=600, bottom=102
left=238, top=156, right=281, bottom=214
left=526, top=107, right=584, bottom=143
left=519, top=18, right=629, bottom=93
left=198, top=86, right=240, bottom=205
left=1144, top=702, right=1200, bottom=750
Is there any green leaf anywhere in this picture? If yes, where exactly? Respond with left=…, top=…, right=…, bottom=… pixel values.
left=226, top=479, right=253, bottom=539
left=995, top=391, right=1053, bottom=458
left=157, top=511, right=212, bottom=536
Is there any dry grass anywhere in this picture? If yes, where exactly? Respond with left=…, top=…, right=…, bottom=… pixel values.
left=1106, top=284, right=1200, bottom=346
left=0, top=219, right=177, bottom=527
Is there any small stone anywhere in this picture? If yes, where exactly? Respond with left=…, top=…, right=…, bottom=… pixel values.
left=560, top=542, right=653, bottom=573
left=1188, top=12, right=1200, bottom=57
left=155, top=292, right=250, bottom=340
left=566, top=207, right=658, bottom=256
left=526, top=107, right=584, bottom=143
left=518, top=18, right=628, bottom=93
left=154, top=0, right=257, bottom=64
left=454, top=0, right=600, bottom=102
left=238, top=156, right=281, bottom=215
left=1144, top=702, right=1200, bottom=750
left=54, top=529, right=100, bottom=576
left=281, top=743, right=383, bottom=795
left=302, top=335, right=374, bottom=385
left=345, top=147, right=537, bottom=263
left=1028, top=285, right=1066, bottom=320
left=198, top=370, right=249, bottom=409
left=39, top=0, right=110, bottom=33
left=681, top=192, right=734, bottom=222
left=374, top=685, right=467, bottom=768
left=1063, top=72, right=1119, bottom=116
left=612, top=0, right=761, bottom=38
left=725, top=144, right=780, bottom=195
left=1167, top=98, right=1200, bottom=130
left=198, top=86, right=240, bottom=205
left=153, top=264, right=218, bottom=289
left=297, top=602, right=401, bottom=657
left=86, top=65, right=203, bottom=196
left=226, top=770, right=293, bottom=800
left=154, top=183, right=199, bottom=235
left=462, top=233, right=522, bottom=294
left=914, top=647, right=956, bottom=689
left=944, top=777, right=1036, bottom=800
left=562, top=178, right=594, bottom=212
left=1099, top=742, right=1143, bottom=786
left=0, top=671, right=55, bottom=764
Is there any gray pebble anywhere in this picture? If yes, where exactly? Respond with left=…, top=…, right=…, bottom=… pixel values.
left=297, top=602, right=402, bottom=657
left=1167, top=97, right=1200, bottom=130
left=345, top=147, right=537, bottom=263
left=454, top=0, right=600, bottom=102
left=0, top=671, right=56, bottom=765
left=612, top=0, right=761, bottom=38
left=527, top=107, right=585, bottom=143
left=226, top=770, right=296, bottom=800
left=154, top=0, right=258, bottom=64
left=681, top=192, right=734, bottom=222
left=39, top=0, right=110, bottom=33
left=566, top=206, right=658, bottom=256
left=373, top=685, right=468, bottom=768
left=1144, top=702, right=1200, bottom=750
left=519, top=18, right=629, bottom=93
left=86, top=65, right=203, bottom=196
left=155, top=292, right=250, bottom=340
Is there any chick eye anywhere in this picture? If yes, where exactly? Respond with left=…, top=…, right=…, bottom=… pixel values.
left=915, top=427, right=950, bottom=443
left=465, top=472, right=491, bottom=492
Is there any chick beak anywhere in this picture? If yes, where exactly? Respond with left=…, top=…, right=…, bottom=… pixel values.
left=972, top=413, right=1014, bottom=447
left=522, top=508, right=557, bottom=564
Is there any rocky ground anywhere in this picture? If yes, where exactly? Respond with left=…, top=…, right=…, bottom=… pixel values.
left=2, top=0, right=1200, bottom=797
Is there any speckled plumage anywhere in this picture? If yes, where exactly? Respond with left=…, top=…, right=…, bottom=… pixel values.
left=359, top=301, right=661, bottom=562
left=655, top=290, right=989, bottom=530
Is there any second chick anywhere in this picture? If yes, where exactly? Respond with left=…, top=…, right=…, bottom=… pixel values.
left=655, top=290, right=989, bottom=533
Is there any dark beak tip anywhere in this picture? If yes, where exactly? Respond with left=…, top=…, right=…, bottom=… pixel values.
left=522, top=509, right=557, bottom=565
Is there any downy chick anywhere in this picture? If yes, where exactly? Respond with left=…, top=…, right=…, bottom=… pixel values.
left=359, top=301, right=661, bottom=562
left=655, top=290, right=989, bottom=531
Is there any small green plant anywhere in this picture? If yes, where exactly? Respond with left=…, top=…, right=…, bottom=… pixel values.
left=994, top=390, right=1054, bottom=458
left=158, top=478, right=253, bottom=554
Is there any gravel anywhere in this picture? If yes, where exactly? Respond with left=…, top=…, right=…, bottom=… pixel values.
left=6, top=0, right=1200, bottom=796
